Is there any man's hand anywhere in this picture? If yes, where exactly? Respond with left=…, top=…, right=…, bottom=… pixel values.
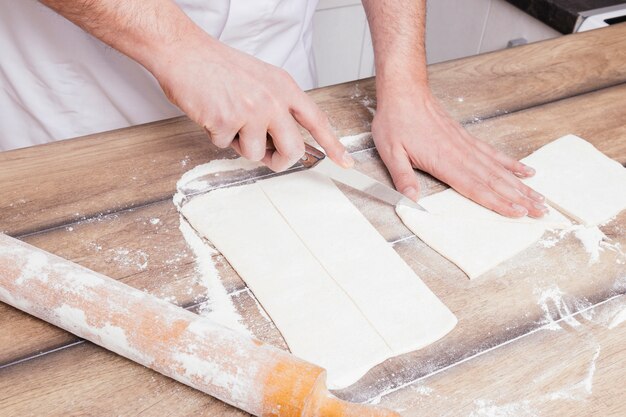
left=153, top=33, right=353, bottom=172
left=372, top=89, right=548, bottom=218
left=40, top=0, right=353, bottom=172
left=362, top=0, right=547, bottom=218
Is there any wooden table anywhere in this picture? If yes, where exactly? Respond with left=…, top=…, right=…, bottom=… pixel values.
left=1, top=24, right=625, bottom=416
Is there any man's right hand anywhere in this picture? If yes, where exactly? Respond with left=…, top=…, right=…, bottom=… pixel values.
left=151, top=32, right=353, bottom=172
left=40, top=0, right=351, bottom=172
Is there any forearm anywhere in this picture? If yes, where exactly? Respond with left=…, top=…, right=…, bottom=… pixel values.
left=39, top=0, right=212, bottom=77
left=361, top=0, right=428, bottom=104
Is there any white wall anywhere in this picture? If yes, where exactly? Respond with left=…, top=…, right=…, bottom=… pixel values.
left=313, top=0, right=560, bottom=87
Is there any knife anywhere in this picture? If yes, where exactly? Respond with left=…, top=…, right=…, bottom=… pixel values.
left=301, top=143, right=427, bottom=211
left=180, top=139, right=426, bottom=211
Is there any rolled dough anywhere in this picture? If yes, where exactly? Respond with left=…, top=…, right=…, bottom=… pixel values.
left=182, top=170, right=457, bottom=389
left=396, top=189, right=571, bottom=279
left=398, top=134, right=626, bottom=279
left=521, top=134, right=626, bottom=226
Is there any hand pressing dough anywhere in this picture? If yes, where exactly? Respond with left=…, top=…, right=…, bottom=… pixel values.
left=182, top=170, right=457, bottom=389
left=397, top=189, right=571, bottom=279
left=521, top=134, right=626, bottom=226
left=398, top=134, right=626, bottom=279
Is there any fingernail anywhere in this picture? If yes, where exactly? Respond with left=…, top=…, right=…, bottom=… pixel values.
left=534, top=202, right=548, bottom=212
left=512, top=204, right=528, bottom=217
left=531, top=190, right=545, bottom=202
left=524, top=165, right=535, bottom=176
left=403, top=187, right=419, bottom=201
left=342, top=151, right=355, bottom=168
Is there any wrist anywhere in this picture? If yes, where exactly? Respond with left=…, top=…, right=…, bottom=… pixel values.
left=375, top=74, right=433, bottom=110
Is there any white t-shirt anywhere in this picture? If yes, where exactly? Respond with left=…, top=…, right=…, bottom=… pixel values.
left=0, top=0, right=319, bottom=151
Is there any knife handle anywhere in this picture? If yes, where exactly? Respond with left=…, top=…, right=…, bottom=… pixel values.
left=231, top=132, right=326, bottom=169
left=262, top=134, right=326, bottom=169
left=300, top=143, right=326, bottom=168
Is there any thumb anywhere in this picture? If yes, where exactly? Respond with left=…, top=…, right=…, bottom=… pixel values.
left=379, top=148, right=421, bottom=202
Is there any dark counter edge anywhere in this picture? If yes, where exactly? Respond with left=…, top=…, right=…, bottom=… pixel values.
left=505, top=0, right=625, bottom=34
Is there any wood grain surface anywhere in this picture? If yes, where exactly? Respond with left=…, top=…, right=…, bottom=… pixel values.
left=1, top=25, right=625, bottom=416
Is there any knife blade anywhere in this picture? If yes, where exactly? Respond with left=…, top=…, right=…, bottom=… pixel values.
left=302, top=144, right=427, bottom=211
left=179, top=140, right=426, bottom=212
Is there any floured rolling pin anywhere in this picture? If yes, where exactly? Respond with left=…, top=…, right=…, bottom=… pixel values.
left=0, top=234, right=399, bottom=417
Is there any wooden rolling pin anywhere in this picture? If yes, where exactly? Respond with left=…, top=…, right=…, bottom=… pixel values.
left=0, top=234, right=399, bottom=417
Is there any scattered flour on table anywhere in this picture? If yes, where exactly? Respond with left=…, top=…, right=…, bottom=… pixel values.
left=468, top=345, right=600, bottom=416
left=534, top=285, right=582, bottom=330
left=545, top=345, right=601, bottom=401
left=609, top=308, right=626, bottom=329
left=573, top=226, right=607, bottom=263
left=338, top=132, right=372, bottom=150
left=537, top=223, right=624, bottom=265
left=110, top=247, right=149, bottom=271
left=577, top=295, right=626, bottom=329
left=368, top=382, right=433, bottom=407
left=178, top=217, right=249, bottom=335
left=469, top=399, right=536, bottom=417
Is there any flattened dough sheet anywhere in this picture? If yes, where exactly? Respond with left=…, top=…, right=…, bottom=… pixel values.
left=521, top=134, right=626, bottom=226
left=398, top=134, right=626, bottom=279
left=397, top=189, right=571, bottom=279
left=182, top=170, right=457, bottom=389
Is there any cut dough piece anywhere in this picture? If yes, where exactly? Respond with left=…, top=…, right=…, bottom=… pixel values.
left=182, top=170, right=456, bottom=389
left=261, top=172, right=457, bottom=354
left=182, top=183, right=390, bottom=388
left=521, top=134, right=626, bottom=226
left=418, top=188, right=571, bottom=228
left=397, top=188, right=571, bottom=279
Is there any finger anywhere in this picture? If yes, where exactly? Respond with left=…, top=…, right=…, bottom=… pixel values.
left=378, top=146, right=420, bottom=202
left=472, top=144, right=545, bottom=203
left=463, top=148, right=547, bottom=217
left=290, top=94, right=354, bottom=168
left=473, top=139, right=536, bottom=178
left=263, top=115, right=305, bottom=172
left=453, top=174, right=528, bottom=218
left=480, top=168, right=548, bottom=218
left=204, top=126, right=239, bottom=149
left=237, top=123, right=269, bottom=161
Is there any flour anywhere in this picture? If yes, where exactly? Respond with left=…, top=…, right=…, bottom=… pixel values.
left=534, top=285, right=582, bottom=329
left=538, top=223, right=624, bottom=265
left=109, top=247, right=149, bottom=271
left=338, top=132, right=373, bottom=151
left=544, top=344, right=601, bottom=402
left=178, top=217, right=249, bottom=335
left=609, top=308, right=626, bottom=329
left=577, top=294, right=626, bottom=329
left=54, top=303, right=151, bottom=364
left=469, top=399, right=536, bottom=417
left=176, top=158, right=264, bottom=196
left=368, top=382, right=433, bottom=406
left=173, top=130, right=374, bottom=207
left=573, top=226, right=606, bottom=263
